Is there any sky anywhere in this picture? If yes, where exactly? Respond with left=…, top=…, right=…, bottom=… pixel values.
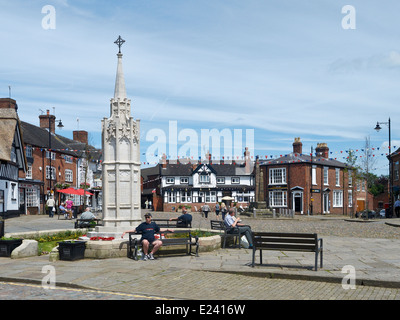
left=1, top=0, right=399, bottom=176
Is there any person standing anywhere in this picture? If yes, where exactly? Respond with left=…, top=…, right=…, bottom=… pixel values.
left=221, top=202, right=227, bottom=220
left=46, top=197, right=55, bottom=218
left=65, top=198, right=74, bottom=219
left=215, top=202, right=220, bottom=219
left=202, top=203, right=210, bottom=219
left=395, top=198, right=400, bottom=218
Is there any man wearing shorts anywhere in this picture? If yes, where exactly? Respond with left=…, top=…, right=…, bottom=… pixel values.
left=122, top=213, right=172, bottom=260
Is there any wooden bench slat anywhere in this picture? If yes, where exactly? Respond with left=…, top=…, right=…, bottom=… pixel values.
left=255, top=243, right=317, bottom=251
left=254, top=238, right=316, bottom=245
left=254, top=232, right=317, bottom=238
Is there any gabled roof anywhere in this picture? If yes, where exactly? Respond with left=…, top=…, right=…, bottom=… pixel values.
left=141, top=164, right=160, bottom=180
left=21, top=121, right=78, bottom=157
left=193, top=163, right=217, bottom=175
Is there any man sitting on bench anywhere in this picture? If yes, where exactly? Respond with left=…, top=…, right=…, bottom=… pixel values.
left=169, top=208, right=192, bottom=227
left=122, top=213, right=173, bottom=260
left=224, top=208, right=253, bottom=248
left=78, top=207, right=97, bottom=227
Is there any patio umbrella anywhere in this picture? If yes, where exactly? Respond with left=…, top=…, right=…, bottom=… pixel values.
left=221, top=196, right=234, bottom=201
left=58, top=188, right=94, bottom=196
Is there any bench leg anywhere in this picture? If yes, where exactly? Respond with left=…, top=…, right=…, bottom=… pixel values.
left=252, top=248, right=255, bottom=267
left=315, top=252, right=318, bottom=271
left=320, top=248, right=323, bottom=269
left=195, top=242, right=199, bottom=257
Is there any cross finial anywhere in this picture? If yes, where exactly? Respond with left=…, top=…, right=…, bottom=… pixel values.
left=114, top=35, right=125, bottom=53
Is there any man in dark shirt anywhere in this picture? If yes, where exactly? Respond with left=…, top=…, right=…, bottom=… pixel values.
left=122, top=213, right=172, bottom=260
left=169, top=208, right=192, bottom=227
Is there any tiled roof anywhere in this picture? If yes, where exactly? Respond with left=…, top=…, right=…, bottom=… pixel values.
left=259, top=152, right=348, bottom=168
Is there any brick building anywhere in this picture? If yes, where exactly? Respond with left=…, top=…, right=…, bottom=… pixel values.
left=18, top=110, right=79, bottom=215
left=390, top=147, right=400, bottom=201
left=260, top=138, right=363, bottom=215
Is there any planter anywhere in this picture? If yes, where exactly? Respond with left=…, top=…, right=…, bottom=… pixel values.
left=58, top=240, right=86, bottom=261
left=0, top=239, right=23, bottom=257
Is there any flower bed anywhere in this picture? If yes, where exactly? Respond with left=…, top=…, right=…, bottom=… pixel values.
left=89, top=236, right=115, bottom=241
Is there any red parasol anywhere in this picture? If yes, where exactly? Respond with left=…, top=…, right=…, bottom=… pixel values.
left=58, top=188, right=94, bottom=196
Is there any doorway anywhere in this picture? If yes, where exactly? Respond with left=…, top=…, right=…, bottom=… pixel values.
left=292, top=191, right=303, bottom=214
left=323, top=191, right=330, bottom=214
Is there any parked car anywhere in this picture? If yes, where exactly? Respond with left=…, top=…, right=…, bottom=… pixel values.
left=361, top=210, right=376, bottom=219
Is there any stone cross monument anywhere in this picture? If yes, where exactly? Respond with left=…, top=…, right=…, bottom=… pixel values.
left=100, top=36, right=141, bottom=232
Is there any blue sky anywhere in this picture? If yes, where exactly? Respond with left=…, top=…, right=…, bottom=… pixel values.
left=1, top=0, right=399, bottom=175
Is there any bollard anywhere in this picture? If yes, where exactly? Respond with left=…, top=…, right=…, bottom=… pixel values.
left=273, top=209, right=276, bottom=219
left=253, top=208, right=256, bottom=218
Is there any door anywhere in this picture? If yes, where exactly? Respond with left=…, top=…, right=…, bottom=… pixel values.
left=323, top=192, right=330, bottom=213
left=293, top=192, right=303, bottom=214
left=19, top=188, right=26, bottom=215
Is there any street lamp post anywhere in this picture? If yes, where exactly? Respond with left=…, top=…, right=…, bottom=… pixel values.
left=374, top=118, right=393, bottom=217
left=47, top=115, right=64, bottom=196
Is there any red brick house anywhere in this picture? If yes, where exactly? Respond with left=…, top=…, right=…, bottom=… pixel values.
left=260, top=138, right=359, bottom=215
left=18, top=111, right=80, bottom=215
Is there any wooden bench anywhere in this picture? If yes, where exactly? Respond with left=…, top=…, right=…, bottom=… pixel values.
left=152, top=218, right=192, bottom=228
left=74, top=219, right=102, bottom=229
left=251, top=232, right=323, bottom=271
left=127, top=230, right=199, bottom=260
left=210, top=220, right=245, bottom=249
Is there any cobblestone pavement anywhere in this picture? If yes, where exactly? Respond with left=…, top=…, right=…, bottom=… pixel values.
left=1, top=269, right=400, bottom=300
left=2, top=212, right=400, bottom=301
left=0, top=281, right=167, bottom=300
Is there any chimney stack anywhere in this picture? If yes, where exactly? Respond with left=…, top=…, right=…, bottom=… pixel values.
left=73, top=130, right=88, bottom=144
left=316, top=143, right=329, bottom=158
left=161, top=153, right=167, bottom=169
left=293, top=137, right=302, bottom=154
left=0, top=98, right=18, bottom=111
left=39, top=110, right=56, bottom=134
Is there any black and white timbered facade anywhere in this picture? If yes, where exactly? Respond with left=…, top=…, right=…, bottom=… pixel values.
left=159, top=161, right=255, bottom=212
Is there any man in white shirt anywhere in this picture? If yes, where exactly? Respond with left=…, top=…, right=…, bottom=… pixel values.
left=224, top=208, right=253, bottom=248
left=46, top=197, right=55, bottom=218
